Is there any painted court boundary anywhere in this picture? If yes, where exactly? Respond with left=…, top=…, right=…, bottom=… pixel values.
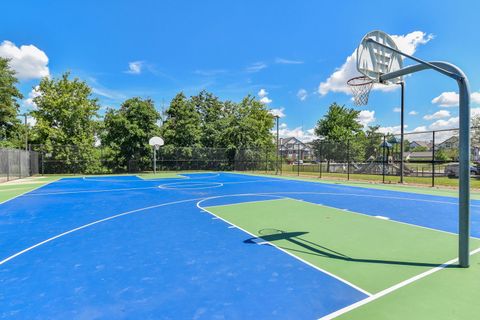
left=319, top=247, right=480, bottom=319
left=3, top=174, right=479, bottom=318
left=197, top=195, right=373, bottom=297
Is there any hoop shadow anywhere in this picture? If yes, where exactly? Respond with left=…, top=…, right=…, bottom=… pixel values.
left=243, top=229, right=458, bottom=269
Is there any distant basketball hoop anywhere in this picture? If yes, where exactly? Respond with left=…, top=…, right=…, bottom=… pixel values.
left=149, top=137, right=164, bottom=174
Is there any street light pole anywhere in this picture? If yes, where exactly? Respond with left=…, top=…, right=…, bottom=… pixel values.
left=275, top=115, right=279, bottom=175
left=399, top=81, right=405, bottom=183
left=23, top=113, right=28, bottom=151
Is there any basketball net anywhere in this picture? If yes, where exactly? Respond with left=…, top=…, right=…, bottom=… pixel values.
left=347, top=76, right=374, bottom=106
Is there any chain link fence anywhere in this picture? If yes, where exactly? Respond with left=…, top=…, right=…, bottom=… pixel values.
left=283, top=127, right=480, bottom=187
left=0, top=148, right=39, bottom=183
left=23, top=127, right=479, bottom=188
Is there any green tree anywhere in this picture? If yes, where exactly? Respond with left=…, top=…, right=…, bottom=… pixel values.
left=0, top=58, right=23, bottom=147
left=161, top=92, right=201, bottom=148
left=191, top=90, right=227, bottom=148
left=31, top=72, right=101, bottom=173
left=223, top=96, right=275, bottom=150
left=314, top=103, right=363, bottom=141
left=314, top=103, right=365, bottom=167
left=103, top=97, right=160, bottom=171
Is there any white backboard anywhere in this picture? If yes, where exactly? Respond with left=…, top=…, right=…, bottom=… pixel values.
left=149, top=136, right=164, bottom=148
left=357, top=30, right=403, bottom=84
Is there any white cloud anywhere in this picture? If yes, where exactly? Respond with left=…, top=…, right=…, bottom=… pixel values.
left=22, top=85, right=41, bottom=109
left=431, top=91, right=459, bottom=107
left=270, top=108, right=285, bottom=118
left=377, top=125, right=407, bottom=135
left=258, top=88, right=268, bottom=98
left=297, top=89, right=308, bottom=101
left=318, top=31, right=433, bottom=96
left=0, top=40, right=49, bottom=80
left=26, top=116, right=36, bottom=127
left=277, top=124, right=316, bottom=142
left=429, top=117, right=459, bottom=130
left=275, top=57, right=303, bottom=65
left=260, top=96, right=272, bottom=104
left=423, top=110, right=450, bottom=120
left=432, top=91, right=480, bottom=107
left=246, top=62, right=267, bottom=73
left=357, top=110, right=375, bottom=126
left=126, top=61, right=144, bottom=74
left=408, top=110, right=418, bottom=115
left=472, top=92, right=480, bottom=104
left=393, top=107, right=401, bottom=113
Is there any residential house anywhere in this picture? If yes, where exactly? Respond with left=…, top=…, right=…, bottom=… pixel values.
left=409, top=141, right=432, bottom=150
left=279, top=137, right=312, bottom=161
left=437, top=136, right=458, bottom=150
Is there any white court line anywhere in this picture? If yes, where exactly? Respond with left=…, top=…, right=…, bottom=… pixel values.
left=200, top=191, right=480, bottom=240
left=159, top=182, right=224, bottom=190
left=0, top=197, right=205, bottom=266
left=205, top=197, right=285, bottom=209
left=26, top=186, right=159, bottom=196
left=0, top=179, right=60, bottom=206
left=319, top=247, right=480, bottom=320
left=197, top=195, right=373, bottom=297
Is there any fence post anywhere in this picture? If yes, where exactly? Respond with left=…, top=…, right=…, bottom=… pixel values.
left=347, top=139, right=350, bottom=181
left=6, top=150, right=9, bottom=181
left=382, top=135, right=386, bottom=183
left=297, top=143, right=300, bottom=176
left=18, top=150, right=21, bottom=178
left=432, top=130, right=436, bottom=187
left=265, top=147, right=268, bottom=174
left=319, top=142, right=322, bottom=179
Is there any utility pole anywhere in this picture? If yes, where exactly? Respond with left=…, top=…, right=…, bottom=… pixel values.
left=275, top=115, right=280, bottom=175
left=399, top=81, right=405, bottom=183
left=23, top=113, right=28, bottom=151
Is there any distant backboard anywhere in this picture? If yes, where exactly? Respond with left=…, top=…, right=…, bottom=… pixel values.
left=149, top=136, right=164, bottom=150
left=357, top=30, right=403, bottom=84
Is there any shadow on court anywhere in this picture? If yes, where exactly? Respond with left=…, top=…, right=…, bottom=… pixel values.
left=243, top=229, right=458, bottom=269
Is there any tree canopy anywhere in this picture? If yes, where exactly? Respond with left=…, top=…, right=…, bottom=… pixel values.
left=0, top=58, right=23, bottom=147
left=103, top=97, right=161, bottom=171
left=31, top=72, right=101, bottom=173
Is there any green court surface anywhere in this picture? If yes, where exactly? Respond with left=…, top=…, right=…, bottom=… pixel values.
left=206, top=198, right=480, bottom=318
left=0, top=177, right=60, bottom=203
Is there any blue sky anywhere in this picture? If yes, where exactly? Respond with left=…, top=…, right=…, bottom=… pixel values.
left=2, top=0, right=480, bottom=141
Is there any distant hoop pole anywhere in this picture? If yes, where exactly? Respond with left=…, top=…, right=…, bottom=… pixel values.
left=149, top=137, right=165, bottom=175
left=378, top=57, right=471, bottom=267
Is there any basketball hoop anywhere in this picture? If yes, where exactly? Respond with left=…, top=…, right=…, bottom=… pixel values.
left=347, top=76, right=374, bottom=106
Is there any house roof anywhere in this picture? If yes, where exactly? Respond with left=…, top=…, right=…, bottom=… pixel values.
left=410, top=141, right=432, bottom=148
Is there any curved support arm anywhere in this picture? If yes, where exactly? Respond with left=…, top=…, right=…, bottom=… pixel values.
left=382, top=61, right=471, bottom=267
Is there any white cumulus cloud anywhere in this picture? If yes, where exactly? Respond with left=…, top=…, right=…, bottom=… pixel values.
left=260, top=96, right=272, bottom=104
left=0, top=40, right=49, bottom=80
left=357, top=110, right=376, bottom=126
left=393, top=107, right=401, bottom=113
left=277, top=124, right=316, bottom=142
left=23, top=85, right=41, bottom=109
left=432, top=91, right=480, bottom=107
left=408, top=110, right=418, bottom=115
left=318, top=31, right=433, bottom=96
left=258, top=88, right=268, bottom=98
left=270, top=108, right=285, bottom=118
left=423, top=110, right=450, bottom=120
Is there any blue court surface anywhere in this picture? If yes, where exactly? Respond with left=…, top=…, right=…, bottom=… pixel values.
left=1, top=172, right=479, bottom=319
